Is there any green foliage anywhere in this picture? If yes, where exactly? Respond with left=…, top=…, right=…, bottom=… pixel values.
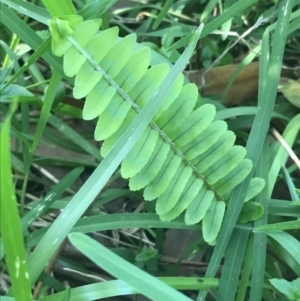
left=69, top=232, right=195, bottom=301
left=238, top=202, right=264, bottom=224
left=2, top=1, right=299, bottom=300
left=0, top=104, right=32, bottom=301
left=48, top=15, right=265, bottom=244
left=269, top=278, right=300, bottom=301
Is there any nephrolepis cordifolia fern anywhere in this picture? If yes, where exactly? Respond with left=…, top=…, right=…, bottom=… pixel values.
left=48, top=15, right=265, bottom=244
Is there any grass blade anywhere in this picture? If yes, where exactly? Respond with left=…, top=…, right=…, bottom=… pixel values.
left=267, top=231, right=300, bottom=265
left=0, top=4, right=64, bottom=76
left=47, top=114, right=100, bottom=160
left=42, top=0, right=76, bottom=17
left=26, top=213, right=199, bottom=249
left=236, top=238, right=254, bottom=301
left=38, top=278, right=218, bottom=301
left=31, top=70, right=62, bottom=152
left=216, top=228, right=250, bottom=301
left=268, top=114, right=300, bottom=196
left=169, top=0, right=259, bottom=52
left=78, top=0, right=118, bottom=20
left=215, top=106, right=288, bottom=121
left=197, top=1, right=295, bottom=300
left=1, top=0, right=49, bottom=24
left=249, top=140, right=269, bottom=301
left=255, top=220, right=300, bottom=232
left=1, top=37, right=51, bottom=93
left=0, top=167, right=84, bottom=261
left=282, top=165, right=299, bottom=202
left=69, top=233, right=194, bottom=301
left=152, top=0, right=174, bottom=29
left=0, top=104, right=32, bottom=301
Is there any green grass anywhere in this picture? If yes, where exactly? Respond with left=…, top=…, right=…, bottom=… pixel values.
left=0, top=0, right=299, bottom=301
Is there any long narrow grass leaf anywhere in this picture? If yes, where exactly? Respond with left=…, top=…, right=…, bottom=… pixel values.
left=39, top=278, right=218, bottom=301
left=216, top=228, right=250, bottom=301
left=0, top=4, right=64, bottom=75
left=268, top=114, right=300, bottom=196
left=0, top=104, right=33, bottom=301
left=267, top=231, right=300, bottom=265
left=249, top=139, right=269, bottom=301
left=1, top=0, right=49, bottom=24
left=69, top=233, right=194, bottom=301
left=255, top=220, right=300, bottom=232
left=197, top=1, right=295, bottom=299
left=31, top=70, right=62, bottom=152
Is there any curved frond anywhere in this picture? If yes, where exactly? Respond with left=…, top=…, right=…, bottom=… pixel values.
left=49, top=16, right=265, bottom=244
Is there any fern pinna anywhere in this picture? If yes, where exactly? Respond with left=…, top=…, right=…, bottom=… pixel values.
left=49, top=15, right=265, bottom=244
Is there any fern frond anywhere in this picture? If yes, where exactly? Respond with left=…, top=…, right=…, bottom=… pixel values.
left=48, top=16, right=265, bottom=244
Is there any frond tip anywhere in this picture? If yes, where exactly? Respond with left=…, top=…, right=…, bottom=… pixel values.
left=49, top=15, right=265, bottom=244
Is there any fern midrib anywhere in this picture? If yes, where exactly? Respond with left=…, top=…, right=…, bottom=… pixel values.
left=67, top=36, right=223, bottom=201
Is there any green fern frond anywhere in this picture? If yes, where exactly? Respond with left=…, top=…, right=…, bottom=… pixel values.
left=48, top=16, right=265, bottom=244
